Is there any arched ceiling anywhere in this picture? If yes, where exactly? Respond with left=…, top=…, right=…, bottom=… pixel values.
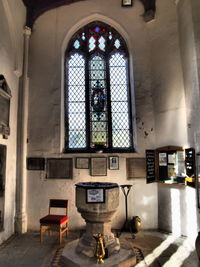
left=22, top=0, right=156, bottom=28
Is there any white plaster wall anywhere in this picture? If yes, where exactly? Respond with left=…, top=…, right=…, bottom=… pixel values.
left=26, top=0, right=191, bottom=233
left=149, top=0, right=187, bottom=148
left=27, top=0, right=158, bottom=231
left=158, top=184, right=198, bottom=244
left=0, top=0, right=26, bottom=244
left=157, top=0, right=200, bottom=242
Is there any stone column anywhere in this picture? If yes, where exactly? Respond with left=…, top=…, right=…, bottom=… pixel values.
left=15, top=26, right=31, bottom=233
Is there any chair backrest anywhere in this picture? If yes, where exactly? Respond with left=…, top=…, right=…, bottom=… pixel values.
left=49, top=199, right=68, bottom=215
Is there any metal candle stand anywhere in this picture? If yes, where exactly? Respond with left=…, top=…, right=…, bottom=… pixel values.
left=118, top=184, right=135, bottom=238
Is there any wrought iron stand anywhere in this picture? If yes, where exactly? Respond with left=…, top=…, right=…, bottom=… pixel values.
left=118, top=184, right=134, bottom=238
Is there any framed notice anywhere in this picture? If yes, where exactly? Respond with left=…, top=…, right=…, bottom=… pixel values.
left=108, top=156, right=119, bottom=170
left=46, top=158, right=73, bottom=179
left=146, top=150, right=156, bottom=183
left=90, top=157, right=107, bottom=176
left=86, top=188, right=105, bottom=203
left=75, top=157, right=89, bottom=169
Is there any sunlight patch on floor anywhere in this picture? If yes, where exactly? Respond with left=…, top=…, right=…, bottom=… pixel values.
left=135, top=236, right=177, bottom=267
left=162, top=239, right=195, bottom=267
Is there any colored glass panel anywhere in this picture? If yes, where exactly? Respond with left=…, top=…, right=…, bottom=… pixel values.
left=89, top=55, right=108, bottom=147
left=114, top=39, right=120, bottom=49
left=74, top=40, right=80, bottom=49
left=81, top=32, right=86, bottom=40
left=89, top=36, right=96, bottom=52
left=98, top=36, right=106, bottom=51
left=94, top=26, right=100, bottom=32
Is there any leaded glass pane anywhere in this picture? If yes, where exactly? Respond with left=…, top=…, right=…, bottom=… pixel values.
left=114, top=39, right=121, bottom=49
left=74, top=40, right=80, bottom=49
left=112, top=130, right=130, bottom=148
left=89, top=36, right=96, bottom=52
left=68, top=86, right=85, bottom=102
left=67, top=54, right=86, bottom=148
left=112, top=113, right=129, bottom=129
left=110, top=85, right=127, bottom=101
left=89, top=55, right=108, bottom=147
left=92, top=112, right=107, bottom=121
left=91, top=132, right=107, bottom=146
left=81, top=32, right=86, bottom=40
left=69, top=131, right=86, bottom=148
left=109, top=53, right=131, bottom=148
left=98, top=36, right=106, bottom=51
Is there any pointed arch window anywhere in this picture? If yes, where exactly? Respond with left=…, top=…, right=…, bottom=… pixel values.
left=65, top=21, right=135, bottom=153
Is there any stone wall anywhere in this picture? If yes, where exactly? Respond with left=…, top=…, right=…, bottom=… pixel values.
left=27, top=0, right=188, bottom=232
left=157, top=0, right=200, bottom=243
left=0, top=0, right=26, bottom=243
left=27, top=0, right=159, bottom=231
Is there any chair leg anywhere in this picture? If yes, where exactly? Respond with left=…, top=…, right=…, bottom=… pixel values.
left=66, top=225, right=68, bottom=238
left=40, top=225, right=43, bottom=243
left=59, top=228, right=62, bottom=244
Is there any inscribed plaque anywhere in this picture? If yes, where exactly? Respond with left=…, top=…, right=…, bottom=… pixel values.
left=86, top=188, right=105, bottom=203
left=46, top=158, right=73, bottom=179
left=126, top=158, right=146, bottom=179
left=90, top=157, right=107, bottom=176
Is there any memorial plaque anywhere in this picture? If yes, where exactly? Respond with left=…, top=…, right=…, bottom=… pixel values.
left=90, top=158, right=107, bottom=176
left=46, top=158, right=73, bottom=179
left=27, top=157, right=45, bottom=170
left=75, top=157, right=89, bottom=169
left=0, top=75, right=11, bottom=139
left=146, top=150, right=156, bottom=183
left=126, top=158, right=146, bottom=179
left=0, top=145, right=6, bottom=196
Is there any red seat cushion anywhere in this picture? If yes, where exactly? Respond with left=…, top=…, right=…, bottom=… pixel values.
left=40, top=215, right=68, bottom=225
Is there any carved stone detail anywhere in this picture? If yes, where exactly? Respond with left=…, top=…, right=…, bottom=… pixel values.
left=0, top=75, right=11, bottom=139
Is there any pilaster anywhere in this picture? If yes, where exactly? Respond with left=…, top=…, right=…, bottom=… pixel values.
left=15, top=26, right=31, bottom=234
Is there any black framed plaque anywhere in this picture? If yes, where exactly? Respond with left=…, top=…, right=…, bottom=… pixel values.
left=46, top=158, right=73, bottom=179
left=27, top=157, right=45, bottom=170
left=86, top=188, right=105, bottom=203
left=146, top=150, right=156, bottom=183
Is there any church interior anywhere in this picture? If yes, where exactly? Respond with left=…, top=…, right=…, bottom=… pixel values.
left=0, top=0, right=200, bottom=266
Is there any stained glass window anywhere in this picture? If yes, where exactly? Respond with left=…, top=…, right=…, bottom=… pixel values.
left=65, top=22, right=134, bottom=152
left=89, top=36, right=96, bottom=52
left=98, top=36, right=106, bottom=51
left=114, top=39, right=120, bottom=49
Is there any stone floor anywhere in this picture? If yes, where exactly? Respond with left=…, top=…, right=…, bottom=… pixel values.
left=0, top=230, right=198, bottom=267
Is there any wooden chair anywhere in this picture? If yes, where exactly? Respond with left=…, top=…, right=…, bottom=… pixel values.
left=40, top=199, right=69, bottom=244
